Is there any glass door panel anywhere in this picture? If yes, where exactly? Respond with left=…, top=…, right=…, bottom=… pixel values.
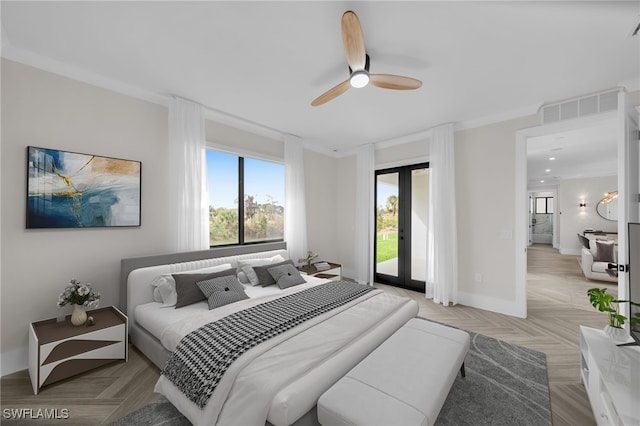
left=376, top=172, right=399, bottom=278
left=411, top=168, right=428, bottom=282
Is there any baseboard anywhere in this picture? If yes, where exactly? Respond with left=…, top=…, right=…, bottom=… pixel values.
left=1, top=347, right=28, bottom=377
left=458, top=291, right=526, bottom=318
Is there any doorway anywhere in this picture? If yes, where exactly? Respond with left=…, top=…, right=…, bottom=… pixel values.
left=516, top=91, right=638, bottom=317
left=529, top=191, right=556, bottom=247
left=374, top=163, right=429, bottom=292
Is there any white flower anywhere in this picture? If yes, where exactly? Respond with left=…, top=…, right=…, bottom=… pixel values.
left=57, top=279, right=100, bottom=308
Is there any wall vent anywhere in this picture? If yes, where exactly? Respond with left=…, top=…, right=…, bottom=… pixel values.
left=538, top=88, right=620, bottom=124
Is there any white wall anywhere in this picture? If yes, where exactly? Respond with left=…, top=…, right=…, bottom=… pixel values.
left=334, top=155, right=357, bottom=279
left=303, top=150, right=338, bottom=265
left=455, top=115, right=538, bottom=313
left=1, top=59, right=170, bottom=374
left=558, top=175, right=618, bottom=255
left=205, top=120, right=283, bottom=159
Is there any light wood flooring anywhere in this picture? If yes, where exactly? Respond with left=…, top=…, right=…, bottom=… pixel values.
left=0, top=244, right=615, bottom=425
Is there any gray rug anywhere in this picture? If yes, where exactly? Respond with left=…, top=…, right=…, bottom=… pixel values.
left=111, top=328, right=551, bottom=426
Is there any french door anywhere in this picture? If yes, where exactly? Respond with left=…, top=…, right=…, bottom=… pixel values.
left=374, top=163, right=429, bottom=292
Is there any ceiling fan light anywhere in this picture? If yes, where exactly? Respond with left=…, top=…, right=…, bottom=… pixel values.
left=350, top=71, right=369, bottom=88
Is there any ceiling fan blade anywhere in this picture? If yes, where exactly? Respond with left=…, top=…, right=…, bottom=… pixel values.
left=311, top=80, right=351, bottom=106
left=370, top=74, right=422, bottom=90
left=341, top=11, right=366, bottom=71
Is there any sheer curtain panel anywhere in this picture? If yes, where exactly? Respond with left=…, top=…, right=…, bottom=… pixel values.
left=168, top=97, right=209, bottom=251
left=354, top=144, right=375, bottom=285
left=284, top=134, right=308, bottom=263
left=426, top=123, right=458, bottom=305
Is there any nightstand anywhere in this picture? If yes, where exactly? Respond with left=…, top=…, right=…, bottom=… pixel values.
left=28, top=305, right=128, bottom=394
left=298, top=261, right=342, bottom=280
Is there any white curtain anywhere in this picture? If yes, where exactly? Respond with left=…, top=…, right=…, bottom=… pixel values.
left=426, top=123, right=458, bottom=305
left=354, top=144, right=375, bottom=285
left=284, top=134, right=308, bottom=263
left=168, top=97, right=209, bottom=251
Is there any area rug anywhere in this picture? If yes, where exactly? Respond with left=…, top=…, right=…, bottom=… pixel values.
left=111, top=326, right=551, bottom=426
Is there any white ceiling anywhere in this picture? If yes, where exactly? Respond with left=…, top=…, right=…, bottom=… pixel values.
left=1, top=1, right=639, bottom=157
left=527, top=121, right=618, bottom=188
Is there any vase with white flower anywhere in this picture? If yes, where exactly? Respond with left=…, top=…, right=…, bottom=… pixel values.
left=58, top=279, right=101, bottom=326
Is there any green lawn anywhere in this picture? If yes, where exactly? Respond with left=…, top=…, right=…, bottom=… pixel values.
left=376, top=232, right=398, bottom=263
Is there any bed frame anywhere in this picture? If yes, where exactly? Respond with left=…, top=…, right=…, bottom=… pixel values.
left=120, top=242, right=287, bottom=368
left=121, top=241, right=417, bottom=426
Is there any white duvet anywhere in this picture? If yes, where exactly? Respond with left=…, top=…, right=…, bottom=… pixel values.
left=154, top=282, right=418, bottom=426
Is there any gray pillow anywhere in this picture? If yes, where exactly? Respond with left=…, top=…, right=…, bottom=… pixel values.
left=268, top=264, right=307, bottom=289
left=254, top=260, right=295, bottom=287
left=594, top=241, right=615, bottom=263
left=173, top=269, right=236, bottom=308
left=196, top=275, right=249, bottom=310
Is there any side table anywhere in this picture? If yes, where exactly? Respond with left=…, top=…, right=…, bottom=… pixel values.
left=28, top=305, right=128, bottom=394
left=298, top=261, right=342, bottom=280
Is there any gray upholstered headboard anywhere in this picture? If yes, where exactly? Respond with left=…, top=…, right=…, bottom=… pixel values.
left=119, top=241, right=286, bottom=312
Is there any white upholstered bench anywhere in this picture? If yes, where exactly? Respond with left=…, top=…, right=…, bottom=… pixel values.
left=317, top=318, right=470, bottom=426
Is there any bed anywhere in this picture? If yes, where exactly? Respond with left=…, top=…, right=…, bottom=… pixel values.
left=122, top=243, right=418, bottom=425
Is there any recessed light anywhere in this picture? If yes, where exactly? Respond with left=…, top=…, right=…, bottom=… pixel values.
left=540, top=180, right=545, bottom=183
left=545, top=169, right=551, bottom=173
left=549, top=157, right=556, bottom=161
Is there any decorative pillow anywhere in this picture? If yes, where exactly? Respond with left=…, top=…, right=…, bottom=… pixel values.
left=594, top=241, right=615, bottom=263
left=196, top=275, right=249, bottom=310
left=236, top=255, right=286, bottom=284
left=151, top=263, right=232, bottom=307
left=268, top=264, right=307, bottom=289
left=254, top=260, right=296, bottom=287
left=577, top=234, right=591, bottom=249
left=241, top=264, right=260, bottom=286
left=173, top=268, right=236, bottom=308
left=151, top=284, right=163, bottom=303
left=156, top=276, right=178, bottom=307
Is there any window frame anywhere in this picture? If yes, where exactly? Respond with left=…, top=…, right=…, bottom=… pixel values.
left=534, top=197, right=554, bottom=214
left=206, top=147, right=285, bottom=248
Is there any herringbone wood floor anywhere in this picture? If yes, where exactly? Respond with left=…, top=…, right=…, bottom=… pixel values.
left=1, top=244, right=614, bottom=425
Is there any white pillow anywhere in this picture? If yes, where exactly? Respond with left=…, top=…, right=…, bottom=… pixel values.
left=150, top=263, right=233, bottom=307
left=236, top=255, right=286, bottom=285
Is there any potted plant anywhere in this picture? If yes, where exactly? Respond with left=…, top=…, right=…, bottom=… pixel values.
left=299, top=251, right=318, bottom=268
left=587, top=287, right=630, bottom=341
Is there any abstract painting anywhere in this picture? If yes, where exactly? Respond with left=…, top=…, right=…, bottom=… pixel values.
left=26, top=146, right=141, bottom=228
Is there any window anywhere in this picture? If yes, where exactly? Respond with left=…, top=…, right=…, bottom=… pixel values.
left=535, top=197, right=554, bottom=214
left=207, top=149, right=284, bottom=246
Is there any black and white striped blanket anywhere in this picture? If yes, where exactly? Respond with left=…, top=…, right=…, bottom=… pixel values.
left=162, top=280, right=373, bottom=408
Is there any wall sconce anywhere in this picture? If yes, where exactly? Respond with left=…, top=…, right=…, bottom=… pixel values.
left=579, top=202, right=586, bottom=208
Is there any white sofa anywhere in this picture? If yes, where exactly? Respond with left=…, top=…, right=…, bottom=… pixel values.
left=580, top=238, right=617, bottom=283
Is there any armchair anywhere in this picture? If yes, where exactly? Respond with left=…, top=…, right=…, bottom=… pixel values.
left=579, top=237, right=617, bottom=283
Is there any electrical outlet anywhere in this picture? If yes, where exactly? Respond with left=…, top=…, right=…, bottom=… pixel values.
left=474, top=272, right=482, bottom=283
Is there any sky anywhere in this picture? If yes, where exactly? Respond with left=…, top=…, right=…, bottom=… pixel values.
left=206, top=150, right=284, bottom=209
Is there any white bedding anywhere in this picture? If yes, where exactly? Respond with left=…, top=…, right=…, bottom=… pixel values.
left=153, top=286, right=418, bottom=425
left=134, top=275, right=330, bottom=350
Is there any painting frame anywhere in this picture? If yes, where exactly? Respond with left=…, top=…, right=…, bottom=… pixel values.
left=26, top=146, right=142, bottom=229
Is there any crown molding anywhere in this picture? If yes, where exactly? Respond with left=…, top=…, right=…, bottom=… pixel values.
left=2, top=44, right=169, bottom=107
left=2, top=42, right=292, bottom=144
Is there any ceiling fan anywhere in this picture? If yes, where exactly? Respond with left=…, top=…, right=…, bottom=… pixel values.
left=311, top=10, right=422, bottom=107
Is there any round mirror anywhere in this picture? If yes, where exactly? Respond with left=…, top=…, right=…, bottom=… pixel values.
left=596, top=191, right=618, bottom=221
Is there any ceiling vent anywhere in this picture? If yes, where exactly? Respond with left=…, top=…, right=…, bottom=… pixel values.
left=538, top=88, right=620, bottom=125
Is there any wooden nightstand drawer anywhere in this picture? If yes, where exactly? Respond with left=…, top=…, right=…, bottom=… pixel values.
left=28, top=306, right=128, bottom=394
left=298, top=262, right=342, bottom=280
